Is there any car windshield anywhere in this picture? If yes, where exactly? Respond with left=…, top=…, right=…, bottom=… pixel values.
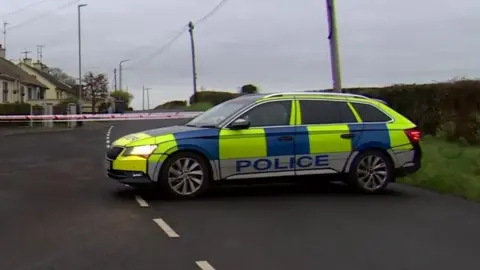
left=185, top=99, right=254, bottom=127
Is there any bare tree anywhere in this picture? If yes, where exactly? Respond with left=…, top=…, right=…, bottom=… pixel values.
left=83, top=72, right=109, bottom=113
left=47, top=67, right=77, bottom=85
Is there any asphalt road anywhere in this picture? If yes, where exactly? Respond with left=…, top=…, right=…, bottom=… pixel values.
left=1, top=119, right=480, bottom=270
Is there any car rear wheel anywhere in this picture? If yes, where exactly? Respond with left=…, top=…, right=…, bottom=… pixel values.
left=347, top=150, right=393, bottom=193
left=159, top=152, right=210, bottom=199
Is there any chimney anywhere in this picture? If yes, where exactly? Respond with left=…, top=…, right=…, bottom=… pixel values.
left=33, top=60, right=43, bottom=70
left=0, top=44, right=5, bottom=58
left=23, top=57, right=33, bottom=66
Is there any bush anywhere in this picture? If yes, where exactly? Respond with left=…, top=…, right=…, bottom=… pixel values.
left=0, top=103, right=31, bottom=115
left=190, top=91, right=239, bottom=106
left=155, top=100, right=187, bottom=109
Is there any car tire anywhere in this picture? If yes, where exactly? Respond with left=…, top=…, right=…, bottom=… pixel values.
left=346, top=150, right=394, bottom=193
left=158, top=151, right=211, bottom=199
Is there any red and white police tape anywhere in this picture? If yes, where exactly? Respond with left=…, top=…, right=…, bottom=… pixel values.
left=0, top=111, right=203, bottom=121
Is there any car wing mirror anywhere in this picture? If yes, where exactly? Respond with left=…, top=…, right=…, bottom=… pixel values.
left=229, top=118, right=250, bottom=130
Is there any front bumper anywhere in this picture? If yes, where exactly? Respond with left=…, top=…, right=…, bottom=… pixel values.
left=104, top=156, right=153, bottom=185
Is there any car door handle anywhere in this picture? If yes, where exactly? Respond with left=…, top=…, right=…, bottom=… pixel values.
left=278, top=136, right=293, bottom=141
left=340, top=133, right=355, bottom=139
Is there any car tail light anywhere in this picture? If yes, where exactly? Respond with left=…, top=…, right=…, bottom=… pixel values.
left=405, top=128, right=421, bottom=143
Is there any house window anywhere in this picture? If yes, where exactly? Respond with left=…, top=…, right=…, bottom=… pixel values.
left=38, top=88, right=44, bottom=99
left=28, top=88, right=33, bottom=100
left=2, top=81, right=8, bottom=102
left=56, top=90, right=60, bottom=99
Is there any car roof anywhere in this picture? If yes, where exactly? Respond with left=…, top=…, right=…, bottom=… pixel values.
left=235, top=91, right=387, bottom=105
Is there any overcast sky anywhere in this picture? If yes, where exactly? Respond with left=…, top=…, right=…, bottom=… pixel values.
left=1, top=0, right=479, bottom=109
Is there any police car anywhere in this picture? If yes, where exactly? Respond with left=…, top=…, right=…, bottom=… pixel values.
left=105, top=91, right=422, bottom=198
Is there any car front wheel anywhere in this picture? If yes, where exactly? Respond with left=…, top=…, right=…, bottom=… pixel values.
left=347, top=150, right=393, bottom=193
left=159, top=152, right=210, bottom=199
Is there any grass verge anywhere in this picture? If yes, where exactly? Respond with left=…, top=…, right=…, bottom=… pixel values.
left=400, top=136, right=480, bottom=202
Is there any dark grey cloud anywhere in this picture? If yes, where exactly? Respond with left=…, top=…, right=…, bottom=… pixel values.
left=1, top=0, right=479, bottom=109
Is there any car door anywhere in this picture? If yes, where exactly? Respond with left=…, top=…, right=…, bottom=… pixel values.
left=218, top=99, right=296, bottom=180
left=294, top=98, right=360, bottom=175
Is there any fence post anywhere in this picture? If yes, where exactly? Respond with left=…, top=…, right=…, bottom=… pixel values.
left=29, top=104, right=33, bottom=128
left=42, top=103, right=53, bottom=128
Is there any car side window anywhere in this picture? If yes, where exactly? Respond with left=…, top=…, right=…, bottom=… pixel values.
left=299, top=100, right=357, bottom=124
left=237, top=100, right=292, bottom=127
left=350, top=102, right=391, bottom=122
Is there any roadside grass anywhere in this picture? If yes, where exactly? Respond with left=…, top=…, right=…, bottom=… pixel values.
left=400, top=136, right=480, bottom=202
left=184, top=102, right=213, bottom=111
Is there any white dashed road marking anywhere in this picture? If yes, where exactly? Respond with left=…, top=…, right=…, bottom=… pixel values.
left=153, top=218, right=180, bottom=238
left=196, top=261, right=216, bottom=270
left=135, top=195, right=149, bottom=207
left=106, top=125, right=114, bottom=148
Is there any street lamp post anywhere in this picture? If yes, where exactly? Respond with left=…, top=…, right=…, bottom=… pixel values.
left=77, top=3, right=87, bottom=115
left=118, top=59, right=129, bottom=91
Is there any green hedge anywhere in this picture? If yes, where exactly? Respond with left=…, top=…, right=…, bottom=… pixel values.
left=0, top=103, right=43, bottom=127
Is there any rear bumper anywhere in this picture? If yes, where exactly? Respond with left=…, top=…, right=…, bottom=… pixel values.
left=394, top=143, right=422, bottom=178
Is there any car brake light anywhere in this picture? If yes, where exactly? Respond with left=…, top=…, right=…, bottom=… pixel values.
left=405, top=128, right=421, bottom=143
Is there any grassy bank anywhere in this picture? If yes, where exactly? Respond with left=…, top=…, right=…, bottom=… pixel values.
left=183, top=102, right=213, bottom=111
left=400, top=136, right=480, bottom=201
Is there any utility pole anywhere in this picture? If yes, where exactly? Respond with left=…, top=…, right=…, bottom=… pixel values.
left=146, top=87, right=151, bottom=110
left=142, top=86, right=151, bottom=111
left=188, top=21, right=198, bottom=104
left=326, top=0, right=343, bottom=92
left=113, top=68, right=117, bottom=90
left=2, top=21, right=8, bottom=57
left=20, top=50, right=31, bottom=59
left=36, top=45, right=44, bottom=62
left=78, top=4, right=87, bottom=119
left=119, top=59, right=129, bottom=91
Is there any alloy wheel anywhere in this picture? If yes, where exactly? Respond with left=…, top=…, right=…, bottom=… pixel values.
left=167, top=157, right=204, bottom=195
left=356, top=155, right=388, bottom=191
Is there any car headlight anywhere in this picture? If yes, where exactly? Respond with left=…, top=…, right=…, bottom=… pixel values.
left=123, top=145, right=157, bottom=157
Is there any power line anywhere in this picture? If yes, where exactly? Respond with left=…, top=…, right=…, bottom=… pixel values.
left=0, top=0, right=54, bottom=19
left=125, top=26, right=189, bottom=69
left=194, top=0, right=228, bottom=25
left=7, top=0, right=83, bottom=31
left=126, top=0, right=229, bottom=69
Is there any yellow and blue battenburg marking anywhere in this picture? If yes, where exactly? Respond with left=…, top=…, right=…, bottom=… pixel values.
left=347, top=123, right=392, bottom=151
left=146, top=122, right=407, bottom=179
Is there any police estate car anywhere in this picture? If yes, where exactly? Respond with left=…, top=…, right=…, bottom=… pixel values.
left=105, top=92, right=422, bottom=198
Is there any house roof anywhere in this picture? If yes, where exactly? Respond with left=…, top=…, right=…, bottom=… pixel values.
left=20, top=63, right=75, bottom=94
left=0, top=58, right=47, bottom=88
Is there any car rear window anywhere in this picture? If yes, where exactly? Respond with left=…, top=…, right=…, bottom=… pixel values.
left=299, top=100, right=357, bottom=124
left=350, top=102, right=392, bottom=123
